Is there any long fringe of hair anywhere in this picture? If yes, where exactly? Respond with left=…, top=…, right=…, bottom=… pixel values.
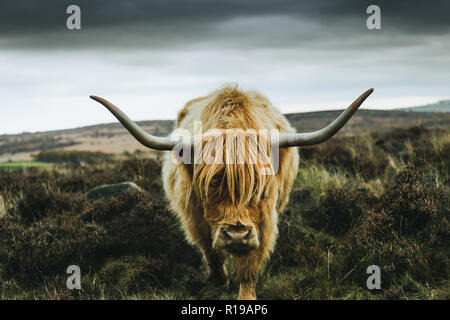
left=188, top=86, right=276, bottom=223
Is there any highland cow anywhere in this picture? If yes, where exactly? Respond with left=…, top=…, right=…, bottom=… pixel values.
left=91, top=85, right=373, bottom=299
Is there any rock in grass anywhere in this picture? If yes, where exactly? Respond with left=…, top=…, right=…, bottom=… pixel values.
left=86, top=182, right=144, bottom=201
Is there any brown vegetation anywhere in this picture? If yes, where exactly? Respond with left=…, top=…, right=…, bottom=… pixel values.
left=0, top=126, right=448, bottom=299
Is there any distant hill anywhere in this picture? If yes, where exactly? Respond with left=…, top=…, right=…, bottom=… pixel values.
left=1, top=109, right=450, bottom=162
left=396, top=100, right=450, bottom=113
left=285, top=109, right=450, bottom=134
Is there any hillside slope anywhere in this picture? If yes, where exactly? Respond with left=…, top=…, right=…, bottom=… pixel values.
left=396, top=100, right=450, bottom=113
left=1, top=109, right=449, bottom=162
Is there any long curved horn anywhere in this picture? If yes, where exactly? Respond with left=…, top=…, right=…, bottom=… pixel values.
left=90, top=96, right=177, bottom=150
left=277, top=88, right=374, bottom=148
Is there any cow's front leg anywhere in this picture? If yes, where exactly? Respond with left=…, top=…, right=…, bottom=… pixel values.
left=203, top=248, right=228, bottom=287
left=232, top=249, right=266, bottom=300
left=232, top=217, right=277, bottom=300
left=179, top=210, right=229, bottom=287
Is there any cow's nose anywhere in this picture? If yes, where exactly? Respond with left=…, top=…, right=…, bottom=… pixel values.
left=212, top=224, right=259, bottom=251
left=222, top=225, right=251, bottom=244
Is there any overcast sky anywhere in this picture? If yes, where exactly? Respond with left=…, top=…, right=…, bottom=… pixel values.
left=1, top=0, right=449, bottom=134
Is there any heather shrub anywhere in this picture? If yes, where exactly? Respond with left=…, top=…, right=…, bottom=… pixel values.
left=374, top=126, right=427, bottom=157
left=0, top=213, right=108, bottom=284
left=33, top=150, right=114, bottom=164
left=337, top=166, right=447, bottom=293
left=302, top=185, right=377, bottom=236
left=381, top=166, right=438, bottom=235
left=55, top=158, right=163, bottom=195
left=17, top=186, right=86, bottom=223
left=0, top=167, right=58, bottom=195
left=0, top=189, right=201, bottom=289
left=300, top=140, right=388, bottom=180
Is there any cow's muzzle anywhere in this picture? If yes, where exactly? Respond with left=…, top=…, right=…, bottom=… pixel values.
left=213, top=224, right=259, bottom=253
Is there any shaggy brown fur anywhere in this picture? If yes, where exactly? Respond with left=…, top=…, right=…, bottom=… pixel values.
left=163, top=85, right=299, bottom=299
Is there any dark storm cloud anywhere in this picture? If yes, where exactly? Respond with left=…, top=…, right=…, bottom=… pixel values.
left=1, top=0, right=449, bottom=135
left=1, top=0, right=449, bottom=37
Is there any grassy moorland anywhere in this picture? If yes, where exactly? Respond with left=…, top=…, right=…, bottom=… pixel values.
left=0, top=126, right=448, bottom=300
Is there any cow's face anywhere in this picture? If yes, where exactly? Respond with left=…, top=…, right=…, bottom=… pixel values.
left=205, top=181, right=278, bottom=255
left=191, top=130, right=279, bottom=255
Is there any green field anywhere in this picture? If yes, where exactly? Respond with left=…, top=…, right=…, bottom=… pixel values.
left=0, top=161, right=53, bottom=170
